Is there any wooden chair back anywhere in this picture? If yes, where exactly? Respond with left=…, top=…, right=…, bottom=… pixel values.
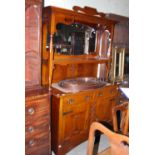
left=112, top=101, right=129, bottom=135
left=87, top=122, right=129, bottom=155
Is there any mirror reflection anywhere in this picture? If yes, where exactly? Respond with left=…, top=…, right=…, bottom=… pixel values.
left=53, top=23, right=96, bottom=55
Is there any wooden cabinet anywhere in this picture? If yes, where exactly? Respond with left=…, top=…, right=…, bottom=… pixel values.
left=51, top=85, right=118, bottom=155
left=41, top=5, right=119, bottom=155
left=42, top=6, right=117, bottom=87
left=25, top=0, right=43, bottom=88
left=51, top=91, right=93, bottom=155
left=94, top=85, right=118, bottom=122
left=25, top=0, right=51, bottom=154
left=25, top=89, right=51, bottom=155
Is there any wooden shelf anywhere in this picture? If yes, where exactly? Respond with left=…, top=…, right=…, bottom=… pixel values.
left=53, top=57, right=109, bottom=65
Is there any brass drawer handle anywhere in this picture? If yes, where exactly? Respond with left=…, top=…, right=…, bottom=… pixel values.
left=67, top=99, right=74, bottom=104
left=85, top=96, right=90, bottom=101
left=63, top=110, right=73, bottom=115
left=28, top=126, right=34, bottom=133
left=29, top=139, right=35, bottom=146
left=28, top=107, right=35, bottom=115
left=98, top=92, right=103, bottom=97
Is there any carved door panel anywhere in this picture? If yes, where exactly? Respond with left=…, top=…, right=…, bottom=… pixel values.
left=25, top=0, right=42, bottom=87
left=60, top=102, right=90, bottom=146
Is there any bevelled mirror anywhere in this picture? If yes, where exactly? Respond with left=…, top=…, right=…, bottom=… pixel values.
left=53, top=23, right=96, bottom=55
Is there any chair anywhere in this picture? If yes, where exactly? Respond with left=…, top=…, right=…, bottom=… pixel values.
left=87, top=122, right=129, bottom=155
left=92, top=101, right=129, bottom=154
left=112, top=101, right=129, bottom=135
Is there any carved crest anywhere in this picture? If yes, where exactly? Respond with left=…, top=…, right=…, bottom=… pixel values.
left=73, top=6, right=105, bottom=18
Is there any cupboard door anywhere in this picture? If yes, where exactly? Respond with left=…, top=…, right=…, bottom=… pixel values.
left=95, top=97, right=113, bottom=122
left=60, top=101, right=90, bottom=146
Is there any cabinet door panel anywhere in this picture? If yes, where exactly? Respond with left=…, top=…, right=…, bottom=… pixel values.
left=61, top=102, right=90, bottom=145
left=25, top=1, right=42, bottom=87
left=95, top=98, right=113, bottom=122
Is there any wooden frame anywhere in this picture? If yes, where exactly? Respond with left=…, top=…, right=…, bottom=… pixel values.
left=110, top=47, right=125, bottom=83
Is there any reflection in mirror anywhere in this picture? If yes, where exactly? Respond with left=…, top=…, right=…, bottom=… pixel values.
left=98, top=29, right=111, bottom=58
left=53, top=23, right=96, bottom=55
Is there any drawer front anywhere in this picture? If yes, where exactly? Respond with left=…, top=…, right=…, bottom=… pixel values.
left=26, top=145, right=50, bottom=155
left=25, top=132, right=50, bottom=151
left=26, top=97, right=49, bottom=120
left=26, top=115, right=49, bottom=138
left=62, top=92, right=93, bottom=112
left=96, top=85, right=118, bottom=99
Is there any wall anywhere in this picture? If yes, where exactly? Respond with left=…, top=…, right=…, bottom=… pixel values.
left=44, top=0, right=129, bottom=17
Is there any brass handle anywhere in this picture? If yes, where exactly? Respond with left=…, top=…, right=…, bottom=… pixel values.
left=63, top=110, right=73, bottom=115
left=29, top=139, right=35, bottom=146
left=98, top=92, right=103, bottom=97
left=28, top=107, right=35, bottom=115
left=67, top=99, right=74, bottom=104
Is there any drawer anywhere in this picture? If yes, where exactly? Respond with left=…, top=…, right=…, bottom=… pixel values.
left=25, top=132, right=50, bottom=151
left=26, top=145, right=50, bottom=155
left=25, top=111, right=49, bottom=125
left=63, top=92, right=93, bottom=104
left=62, top=92, right=93, bottom=105
left=26, top=97, right=49, bottom=120
left=96, top=85, right=118, bottom=98
left=26, top=115, right=49, bottom=138
left=62, top=92, right=93, bottom=113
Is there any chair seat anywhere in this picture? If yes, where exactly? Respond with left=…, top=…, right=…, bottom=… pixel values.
left=98, top=147, right=111, bottom=155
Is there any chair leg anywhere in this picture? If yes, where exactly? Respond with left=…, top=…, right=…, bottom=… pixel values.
left=93, top=121, right=113, bottom=155
left=93, top=130, right=101, bottom=155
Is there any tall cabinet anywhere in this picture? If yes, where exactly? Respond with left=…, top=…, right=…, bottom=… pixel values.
left=41, top=6, right=119, bottom=155
left=25, top=0, right=51, bottom=154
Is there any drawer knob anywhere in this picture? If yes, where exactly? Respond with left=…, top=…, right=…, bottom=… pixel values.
left=28, top=126, right=34, bottom=133
left=29, top=139, right=35, bottom=146
left=28, top=107, right=35, bottom=115
left=67, top=99, right=74, bottom=104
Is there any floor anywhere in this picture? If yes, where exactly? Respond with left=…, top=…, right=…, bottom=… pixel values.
left=52, top=135, right=110, bottom=155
